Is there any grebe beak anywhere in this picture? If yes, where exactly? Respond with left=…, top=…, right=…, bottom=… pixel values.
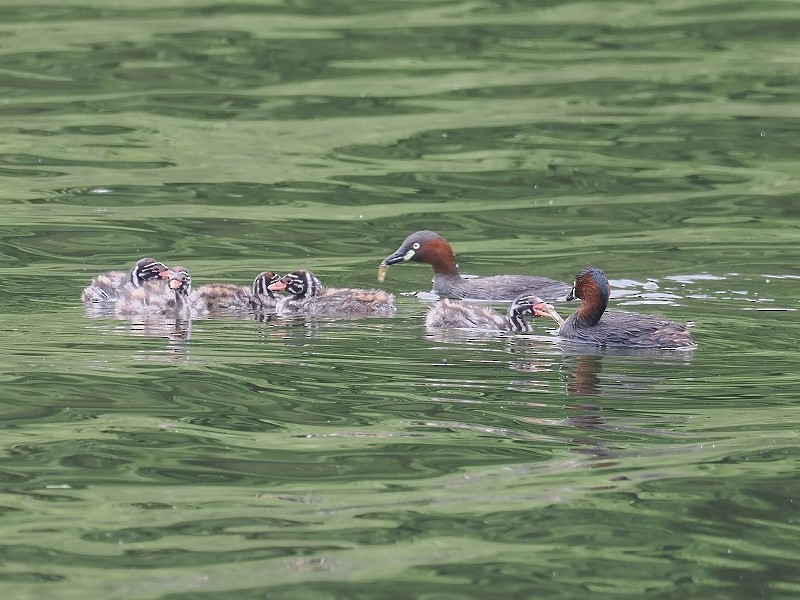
left=566, top=279, right=578, bottom=301
left=534, top=302, right=565, bottom=327
left=267, top=280, right=287, bottom=292
left=169, top=278, right=183, bottom=290
left=159, top=268, right=170, bottom=279
left=382, top=247, right=413, bottom=266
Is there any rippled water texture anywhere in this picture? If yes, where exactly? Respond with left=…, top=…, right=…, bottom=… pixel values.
left=1, top=1, right=799, bottom=598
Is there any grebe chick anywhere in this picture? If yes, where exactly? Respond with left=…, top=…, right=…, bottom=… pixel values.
left=268, top=270, right=396, bottom=317
left=250, top=271, right=282, bottom=311
left=183, top=271, right=282, bottom=312
left=425, top=295, right=558, bottom=332
left=559, top=267, right=695, bottom=348
left=379, top=230, right=570, bottom=302
left=194, top=282, right=254, bottom=312
left=81, top=257, right=168, bottom=302
left=115, top=265, right=208, bottom=318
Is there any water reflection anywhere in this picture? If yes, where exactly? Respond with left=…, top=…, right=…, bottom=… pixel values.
left=83, top=307, right=194, bottom=361
left=517, top=394, right=690, bottom=464
left=85, top=305, right=191, bottom=335
left=503, top=332, right=695, bottom=395
left=81, top=302, right=404, bottom=364
left=561, top=354, right=603, bottom=396
left=503, top=340, right=697, bottom=463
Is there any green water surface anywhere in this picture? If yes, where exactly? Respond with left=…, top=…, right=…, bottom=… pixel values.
left=0, top=1, right=799, bottom=598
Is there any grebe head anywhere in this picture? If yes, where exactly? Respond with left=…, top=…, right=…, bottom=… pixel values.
left=252, top=271, right=281, bottom=298
left=381, top=230, right=457, bottom=272
left=512, top=294, right=565, bottom=327
left=168, top=266, right=192, bottom=297
left=566, top=267, right=609, bottom=325
left=130, top=258, right=169, bottom=287
left=268, top=270, right=323, bottom=300
left=567, top=268, right=610, bottom=302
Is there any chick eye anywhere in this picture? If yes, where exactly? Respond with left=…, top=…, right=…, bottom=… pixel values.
left=412, top=242, right=421, bottom=250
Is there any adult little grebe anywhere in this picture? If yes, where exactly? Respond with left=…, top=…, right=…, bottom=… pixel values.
left=268, top=270, right=396, bottom=316
left=116, top=265, right=208, bottom=318
left=379, top=230, right=570, bottom=302
left=81, top=257, right=168, bottom=302
left=557, top=267, right=695, bottom=348
left=425, top=294, right=559, bottom=332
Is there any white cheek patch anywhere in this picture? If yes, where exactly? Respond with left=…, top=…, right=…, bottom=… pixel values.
left=403, top=249, right=415, bottom=261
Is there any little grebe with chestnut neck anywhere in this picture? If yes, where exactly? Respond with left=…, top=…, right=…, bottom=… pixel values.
left=379, top=230, right=570, bottom=302
left=557, top=267, right=695, bottom=348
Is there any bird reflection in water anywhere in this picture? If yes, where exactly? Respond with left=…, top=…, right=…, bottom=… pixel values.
left=508, top=353, right=603, bottom=397
left=509, top=341, right=695, bottom=398
left=84, top=303, right=193, bottom=360
left=509, top=344, right=694, bottom=461
left=563, top=353, right=604, bottom=397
